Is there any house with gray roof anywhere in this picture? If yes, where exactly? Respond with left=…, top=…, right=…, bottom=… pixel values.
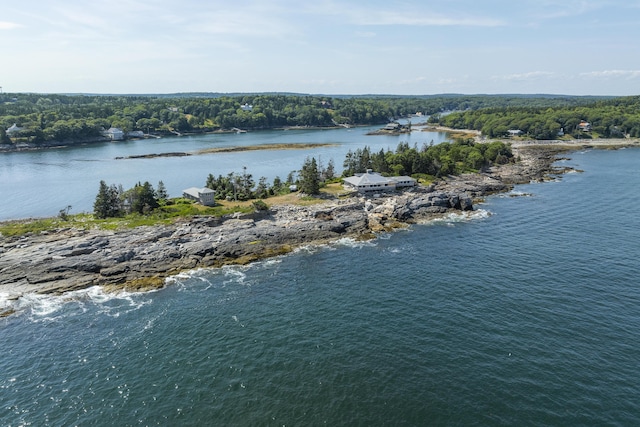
left=343, top=170, right=416, bottom=194
left=182, top=187, right=216, bottom=206
left=103, top=127, right=124, bottom=141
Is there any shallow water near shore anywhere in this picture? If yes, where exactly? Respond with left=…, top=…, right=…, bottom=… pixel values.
left=2, top=148, right=640, bottom=425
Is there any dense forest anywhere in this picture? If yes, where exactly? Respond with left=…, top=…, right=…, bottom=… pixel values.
left=342, top=139, right=512, bottom=179
left=432, top=95, right=640, bottom=139
left=0, top=92, right=612, bottom=145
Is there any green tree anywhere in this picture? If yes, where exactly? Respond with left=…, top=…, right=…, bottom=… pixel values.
left=156, top=180, right=168, bottom=201
left=299, top=157, right=320, bottom=195
left=272, top=176, right=284, bottom=194
left=125, top=181, right=159, bottom=214
left=0, top=127, right=11, bottom=144
left=324, top=158, right=335, bottom=180
left=93, top=180, right=122, bottom=219
left=254, top=176, right=270, bottom=199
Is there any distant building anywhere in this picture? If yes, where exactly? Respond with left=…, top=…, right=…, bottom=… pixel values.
left=103, top=127, right=124, bottom=141
left=182, top=187, right=216, bottom=206
left=508, top=129, right=523, bottom=137
left=6, top=123, right=23, bottom=135
left=240, top=103, right=253, bottom=112
left=126, top=130, right=145, bottom=138
left=578, top=121, right=592, bottom=132
left=343, top=170, right=417, bottom=194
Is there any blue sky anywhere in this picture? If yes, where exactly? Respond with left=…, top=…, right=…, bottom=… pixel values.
left=2, top=0, right=640, bottom=95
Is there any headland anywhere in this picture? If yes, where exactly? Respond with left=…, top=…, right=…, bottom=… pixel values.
left=1, top=140, right=637, bottom=316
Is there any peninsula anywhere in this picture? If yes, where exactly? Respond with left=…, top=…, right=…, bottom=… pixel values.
left=1, top=140, right=610, bottom=318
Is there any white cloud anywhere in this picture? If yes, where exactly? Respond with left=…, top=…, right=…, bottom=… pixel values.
left=302, top=1, right=504, bottom=27
left=494, top=71, right=558, bottom=81
left=580, top=70, right=640, bottom=79
left=352, top=11, right=504, bottom=27
left=529, top=0, right=606, bottom=19
left=0, top=21, right=22, bottom=30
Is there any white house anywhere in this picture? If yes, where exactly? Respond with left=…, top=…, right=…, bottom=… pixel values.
left=104, top=127, right=124, bottom=141
left=240, top=103, right=253, bottom=112
left=182, top=187, right=216, bottom=206
left=6, top=123, right=23, bottom=135
left=343, top=170, right=416, bottom=194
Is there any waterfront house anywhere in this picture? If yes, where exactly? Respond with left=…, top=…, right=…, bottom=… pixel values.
left=6, top=123, right=23, bottom=135
left=508, top=129, right=523, bottom=137
left=343, top=170, right=416, bottom=194
left=182, top=187, right=216, bottom=206
left=103, top=127, right=124, bottom=141
left=241, top=103, right=253, bottom=112
left=126, top=130, right=145, bottom=138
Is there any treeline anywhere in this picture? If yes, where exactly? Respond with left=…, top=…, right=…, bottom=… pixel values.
left=93, top=180, right=168, bottom=219
left=204, top=159, right=336, bottom=201
left=343, top=139, right=513, bottom=178
left=433, top=95, right=640, bottom=139
left=0, top=92, right=610, bottom=145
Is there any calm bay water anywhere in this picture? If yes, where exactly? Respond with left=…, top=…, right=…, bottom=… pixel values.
left=1, top=147, right=639, bottom=425
left=0, top=124, right=445, bottom=221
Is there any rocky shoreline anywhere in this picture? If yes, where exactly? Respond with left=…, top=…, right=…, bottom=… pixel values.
left=0, top=145, right=580, bottom=313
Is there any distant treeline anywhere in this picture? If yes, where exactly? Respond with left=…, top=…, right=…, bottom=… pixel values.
left=0, top=92, right=612, bottom=145
left=432, top=96, right=640, bottom=139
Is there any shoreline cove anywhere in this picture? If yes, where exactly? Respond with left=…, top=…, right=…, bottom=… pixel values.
left=0, top=142, right=635, bottom=317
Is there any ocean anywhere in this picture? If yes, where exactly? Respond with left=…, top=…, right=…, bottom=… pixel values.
left=1, top=147, right=640, bottom=425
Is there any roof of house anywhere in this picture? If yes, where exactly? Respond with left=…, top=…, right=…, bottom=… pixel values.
left=343, top=170, right=398, bottom=187
left=183, top=187, right=215, bottom=197
left=6, top=123, right=23, bottom=133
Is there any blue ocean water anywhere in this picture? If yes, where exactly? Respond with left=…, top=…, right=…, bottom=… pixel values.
left=1, top=147, right=640, bottom=426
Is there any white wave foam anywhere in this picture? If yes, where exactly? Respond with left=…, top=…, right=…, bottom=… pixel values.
left=4, top=286, right=153, bottom=322
left=419, top=209, right=491, bottom=226
left=332, top=237, right=377, bottom=249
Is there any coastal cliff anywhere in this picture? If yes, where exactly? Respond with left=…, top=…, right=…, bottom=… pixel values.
left=0, top=146, right=563, bottom=305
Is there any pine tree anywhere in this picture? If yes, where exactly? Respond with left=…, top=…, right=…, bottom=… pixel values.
left=157, top=180, right=168, bottom=200
left=128, top=181, right=158, bottom=214
left=325, top=159, right=335, bottom=180
left=299, top=157, right=320, bottom=195
left=94, top=181, right=122, bottom=218
left=0, top=128, right=11, bottom=145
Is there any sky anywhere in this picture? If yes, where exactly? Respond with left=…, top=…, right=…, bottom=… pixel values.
left=1, top=0, right=640, bottom=96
